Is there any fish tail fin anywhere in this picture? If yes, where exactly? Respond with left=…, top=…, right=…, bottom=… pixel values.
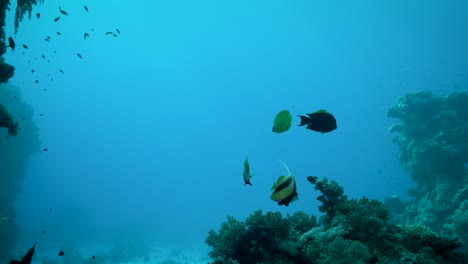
left=279, top=159, right=292, bottom=176
left=298, top=115, right=309, bottom=126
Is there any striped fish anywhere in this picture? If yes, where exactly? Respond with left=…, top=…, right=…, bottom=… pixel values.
left=270, top=161, right=298, bottom=206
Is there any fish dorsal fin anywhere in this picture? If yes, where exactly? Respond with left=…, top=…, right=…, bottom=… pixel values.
left=279, top=159, right=292, bottom=176
left=271, top=175, right=287, bottom=190
left=314, top=109, right=328, bottom=114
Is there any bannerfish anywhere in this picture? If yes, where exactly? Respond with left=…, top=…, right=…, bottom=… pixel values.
left=272, top=110, right=292, bottom=133
left=9, top=242, right=37, bottom=264
left=270, top=160, right=298, bottom=206
left=298, top=109, right=337, bottom=133
left=8, top=37, right=15, bottom=50
left=242, top=157, right=255, bottom=186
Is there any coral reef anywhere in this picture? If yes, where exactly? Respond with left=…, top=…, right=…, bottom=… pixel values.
left=0, top=103, right=18, bottom=136
left=387, top=91, right=468, bottom=249
left=0, top=58, right=15, bottom=83
left=206, top=176, right=466, bottom=263
left=0, top=84, right=40, bottom=260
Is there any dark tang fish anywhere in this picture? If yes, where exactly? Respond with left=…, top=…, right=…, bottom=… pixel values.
left=10, top=242, right=37, bottom=264
left=298, top=109, right=337, bottom=133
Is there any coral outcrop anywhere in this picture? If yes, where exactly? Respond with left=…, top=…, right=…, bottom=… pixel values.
left=0, top=85, right=40, bottom=260
left=387, top=91, right=468, bottom=249
left=206, top=176, right=466, bottom=263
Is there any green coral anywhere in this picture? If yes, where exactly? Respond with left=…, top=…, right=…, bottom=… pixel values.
left=399, top=224, right=462, bottom=256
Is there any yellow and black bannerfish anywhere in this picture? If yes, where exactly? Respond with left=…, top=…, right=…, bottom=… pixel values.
left=272, top=110, right=292, bottom=133
left=243, top=157, right=255, bottom=185
left=270, top=160, right=298, bottom=206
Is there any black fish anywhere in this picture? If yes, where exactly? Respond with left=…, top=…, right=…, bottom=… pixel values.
left=298, top=109, right=337, bottom=133
left=59, top=69, right=64, bottom=73
left=77, top=53, right=83, bottom=59
left=105, top=32, right=113, bottom=35
left=8, top=37, right=15, bottom=50
left=59, top=10, right=68, bottom=16
left=53, top=17, right=60, bottom=22
left=84, top=5, right=89, bottom=12
left=57, top=32, right=61, bottom=35
left=9, top=242, right=37, bottom=264
left=116, top=28, right=120, bottom=34
left=58, top=250, right=64, bottom=256
left=84, top=32, right=90, bottom=39
left=22, top=44, right=28, bottom=49
left=36, top=13, right=40, bottom=18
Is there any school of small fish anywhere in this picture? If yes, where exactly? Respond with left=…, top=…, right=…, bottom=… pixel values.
left=6, top=3, right=121, bottom=87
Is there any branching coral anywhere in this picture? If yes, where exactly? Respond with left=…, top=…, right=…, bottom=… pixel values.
left=206, top=177, right=466, bottom=263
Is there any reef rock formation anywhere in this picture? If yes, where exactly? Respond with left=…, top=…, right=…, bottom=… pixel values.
left=387, top=90, right=468, bottom=251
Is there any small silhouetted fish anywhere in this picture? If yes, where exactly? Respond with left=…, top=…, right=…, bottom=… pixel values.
left=105, top=32, right=113, bottom=35
left=45, top=38, right=50, bottom=42
left=58, top=251, right=64, bottom=256
left=91, top=256, right=95, bottom=259
left=57, top=32, right=61, bottom=35
left=40, top=114, right=44, bottom=117
left=41, top=230, right=46, bottom=234
left=84, top=5, right=89, bottom=12
left=53, top=17, right=60, bottom=22
left=31, top=70, right=35, bottom=73
left=43, top=148, right=48, bottom=152
left=8, top=37, right=15, bottom=50
left=35, top=80, right=39, bottom=84
left=59, top=10, right=68, bottom=16
left=22, top=44, right=28, bottom=49
left=36, top=13, right=40, bottom=18
left=41, top=55, right=45, bottom=59
left=84, top=32, right=90, bottom=39
left=113, top=34, right=117, bottom=37
left=22, top=117, right=25, bottom=120
left=59, top=69, right=64, bottom=73
left=77, top=53, right=83, bottom=59
left=9, top=242, right=37, bottom=264
left=116, top=28, right=120, bottom=34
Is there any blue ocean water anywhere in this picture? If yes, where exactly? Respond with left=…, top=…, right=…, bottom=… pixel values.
left=2, top=0, right=467, bottom=261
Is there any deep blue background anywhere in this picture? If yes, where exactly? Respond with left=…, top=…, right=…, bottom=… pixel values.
left=4, top=0, right=467, bottom=252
